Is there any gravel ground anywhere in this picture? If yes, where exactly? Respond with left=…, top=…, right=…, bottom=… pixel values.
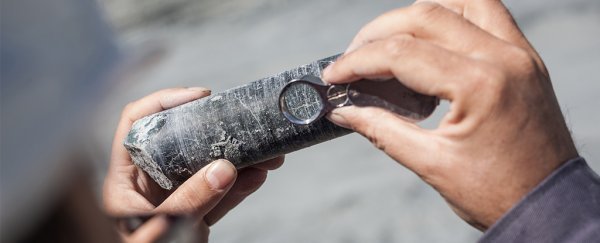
left=94, top=0, right=600, bottom=242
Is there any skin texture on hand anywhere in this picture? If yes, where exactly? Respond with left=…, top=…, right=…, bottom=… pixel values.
left=103, top=87, right=284, bottom=242
left=323, top=0, right=578, bottom=230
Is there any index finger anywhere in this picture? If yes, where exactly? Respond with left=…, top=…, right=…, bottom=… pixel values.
left=345, top=2, right=506, bottom=56
left=416, top=0, right=546, bottom=72
left=415, top=0, right=536, bottom=53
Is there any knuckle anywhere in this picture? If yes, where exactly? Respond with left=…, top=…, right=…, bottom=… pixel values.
left=507, top=46, right=538, bottom=78
left=383, top=35, right=415, bottom=57
left=352, top=27, right=370, bottom=47
left=469, top=64, right=506, bottom=93
left=359, top=109, right=389, bottom=151
left=411, top=1, right=444, bottom=20
left=376, top=8, right=405, bottom=25
left=121, top=101, right=138, bottom=117
left=335, top=51, right=350, bottom=64
left=464, top=64, right=511, bottom=113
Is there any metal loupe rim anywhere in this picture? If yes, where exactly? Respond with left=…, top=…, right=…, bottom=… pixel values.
left=278, top=79, right=328, bottom=125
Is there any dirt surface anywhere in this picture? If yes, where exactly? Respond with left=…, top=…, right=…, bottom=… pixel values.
left=94, top=0, right=600, bottom=242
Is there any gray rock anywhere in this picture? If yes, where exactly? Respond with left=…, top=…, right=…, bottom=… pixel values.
left=124, top=55, right=352, bottom=189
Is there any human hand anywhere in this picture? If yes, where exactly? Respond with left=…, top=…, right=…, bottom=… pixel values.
left=103, top=87, right=283, bottom=242
left=322, top=0, right=578, bottom=230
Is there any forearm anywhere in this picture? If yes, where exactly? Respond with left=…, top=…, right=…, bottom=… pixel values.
left=480, top=157, right=600, bottom=242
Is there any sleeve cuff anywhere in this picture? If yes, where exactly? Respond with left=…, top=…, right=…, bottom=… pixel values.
left=479, top=157, right=600, bottom=242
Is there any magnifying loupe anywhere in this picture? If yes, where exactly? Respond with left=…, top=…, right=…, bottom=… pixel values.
left=278, top=75, right=439, bottom=125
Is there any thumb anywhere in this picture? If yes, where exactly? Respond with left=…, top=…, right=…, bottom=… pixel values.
left=156, top=160, right=237, bottom=215
left=328, top=106, right=439, bottom=176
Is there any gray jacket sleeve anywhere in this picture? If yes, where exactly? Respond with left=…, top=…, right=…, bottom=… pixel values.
left=479, top=157, right=600, bottom=243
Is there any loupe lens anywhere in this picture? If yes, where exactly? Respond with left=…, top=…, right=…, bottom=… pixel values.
left=280, top=81, right=324, bottom=124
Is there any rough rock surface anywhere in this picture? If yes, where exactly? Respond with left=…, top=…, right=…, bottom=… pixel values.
left=124, top=55, right=352, bottom=189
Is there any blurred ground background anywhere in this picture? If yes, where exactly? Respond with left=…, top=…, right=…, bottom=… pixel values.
left=93, top=0, right=600, bottom=242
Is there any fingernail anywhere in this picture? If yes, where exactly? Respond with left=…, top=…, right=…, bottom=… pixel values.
left=187, top=87, right=211, bottom=93
left=206, top=160, right=236, bottom=190
left=328, top=107, right=351, bottom=128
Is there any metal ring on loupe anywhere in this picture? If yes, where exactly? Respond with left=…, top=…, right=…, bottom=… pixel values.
left=326, top=84, right=351, bottom=107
